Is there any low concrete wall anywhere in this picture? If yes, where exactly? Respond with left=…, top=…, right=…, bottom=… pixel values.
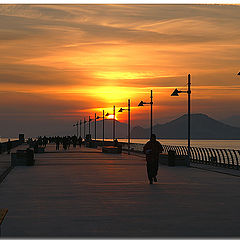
left=159, top=153, right=187, bottom=166
left=102, top=146, right=122, bottom=154
left=11, top=149, right=35, bottom=166
left=0, top=140, right=22, bottom=154
left=85, top=141, right=98, bottom=148
left=93, top=140, right=114, bottom=147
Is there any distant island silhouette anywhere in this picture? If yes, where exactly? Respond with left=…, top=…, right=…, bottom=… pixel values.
left=21, top=114, right=240, bottom=140
left=71, top=113, right=240, bottom=140
left=131, top=113, right=240, bottom=140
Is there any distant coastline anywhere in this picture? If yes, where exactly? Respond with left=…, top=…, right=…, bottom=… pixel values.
left=99, top=139, right=240, bottom=150
left=0, top=138, right=18, bottom=143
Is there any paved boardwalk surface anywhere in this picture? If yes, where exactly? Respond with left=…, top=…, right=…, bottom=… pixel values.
left=1, top=144, right=240, bottom=237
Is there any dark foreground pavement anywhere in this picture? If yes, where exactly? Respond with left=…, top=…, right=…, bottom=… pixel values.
left=0, top=144, right=240, bottom=237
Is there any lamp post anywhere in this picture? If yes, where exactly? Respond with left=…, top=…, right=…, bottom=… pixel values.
left=138, top=90, right=153, bottom=137
left=83, top=117, right=87, bottom=140
left=73, top=122, right=79, bottom=137
left=88, top=116, right=92, bottom=136
left=118, top=99, right=130, bottom=155
left=105, top=105, right=116, bottom=141
left=95, top=113, right=97, bottom=141
left=96, top=110, right=105, bottom=146
left=79, top=120, right=82, bottom=138
left=113, top=105, right=115, bottom=140
left=171, top=74, right=191, bottom=167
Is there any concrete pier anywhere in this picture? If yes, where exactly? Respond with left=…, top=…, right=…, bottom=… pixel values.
left=1, top=144, right=240, bottom=237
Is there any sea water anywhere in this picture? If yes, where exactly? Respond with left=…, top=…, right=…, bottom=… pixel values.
left=117, top=139, right=240, bottom=150
left=2, top=137, right=240, bottom=150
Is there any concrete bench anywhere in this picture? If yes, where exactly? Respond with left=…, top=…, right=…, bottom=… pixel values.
left=11, top=149, right=35, bottom=166
left=159, top=153, right=187, bottom=166
left=0, top=209, right=8, bottom=236
left=102, top=146, right=122, bottom=154
left=85, top=142, right=97, bottom=148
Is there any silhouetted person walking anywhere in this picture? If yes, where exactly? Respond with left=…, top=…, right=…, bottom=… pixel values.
left=113, top=138, right=118, bottom=147
left=143, top=134, right=163, bottom=184
left=43, top=136, right=48, bottom=147
left=56, top=136, right=60, bottom=151
left=78, top=137, right=83, bottom=148
left=33, top=140, right=38, bottom=153
left=63, top=137, right=68, bottom=151
left=72, top=135, right=77, bottom=148
left=113, top=138, right=122, bottom=152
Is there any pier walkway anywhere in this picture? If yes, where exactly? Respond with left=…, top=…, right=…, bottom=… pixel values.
left=1, top=144, right=240, bottom=237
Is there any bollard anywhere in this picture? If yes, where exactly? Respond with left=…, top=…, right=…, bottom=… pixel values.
left=168, top=150, right=176, bottom=166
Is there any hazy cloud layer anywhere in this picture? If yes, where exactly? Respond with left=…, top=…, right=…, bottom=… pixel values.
left=0, top=4, right=240, bottom=137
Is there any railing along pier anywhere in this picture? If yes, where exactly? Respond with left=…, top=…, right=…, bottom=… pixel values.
left=87, top=140, right=240, bottom=170
left=116, top=141, right=240, bottom=170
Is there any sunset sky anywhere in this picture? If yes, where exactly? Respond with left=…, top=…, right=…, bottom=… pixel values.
left=0, top=4, right=240, bottom=137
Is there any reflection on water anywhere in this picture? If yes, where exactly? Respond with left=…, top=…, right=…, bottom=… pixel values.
left=117, top=139, right=240, bottom=150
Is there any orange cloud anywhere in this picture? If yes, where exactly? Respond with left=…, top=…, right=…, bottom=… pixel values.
left=0, top=4, right=240, bottom=137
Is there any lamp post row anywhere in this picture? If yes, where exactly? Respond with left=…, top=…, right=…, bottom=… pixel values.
left=72, top=71, right=239, bottom=165
left=118, top=99, right=130, bottom=155
left=73, top=112, right=104, bottom=140
left=73, top=89, right=156, bottom=155
left=74, top=78, right=188, bottom=161
left=171, top=74, right=191, bottom=166
left=138, top=89, right=153, bottom=138
left=105, top=105, right=116, bottom=141
left=78, top=106, right=117, bottom=141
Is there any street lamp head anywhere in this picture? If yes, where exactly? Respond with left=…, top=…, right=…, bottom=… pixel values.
left=105, top=113, right=109, bottom=116
left=238, top=72, right=240, bottom=76
left=118, top=108, right=123, bottom=112
left=138, top=100, right=144, bottom=106
left=171, top=88, right=180, bottom=96
left=96, top=116, right=100, bottom=119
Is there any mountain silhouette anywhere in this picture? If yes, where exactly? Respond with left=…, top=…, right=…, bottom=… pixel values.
left=221, top=115, right=240, bottom=128
left=131, top=113, right=240, bottom=139
left=34, top=114, right=240, bottom=140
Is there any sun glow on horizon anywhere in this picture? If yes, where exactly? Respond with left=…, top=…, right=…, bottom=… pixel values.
left=83, top=86, right=139, bottom=103
left=106, top=114, right=118, bottom=120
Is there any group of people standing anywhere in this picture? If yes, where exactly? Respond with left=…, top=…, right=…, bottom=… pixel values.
left=27, top=135, right=83, bottom=151
left=53, top=136, right=83, bottom=151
